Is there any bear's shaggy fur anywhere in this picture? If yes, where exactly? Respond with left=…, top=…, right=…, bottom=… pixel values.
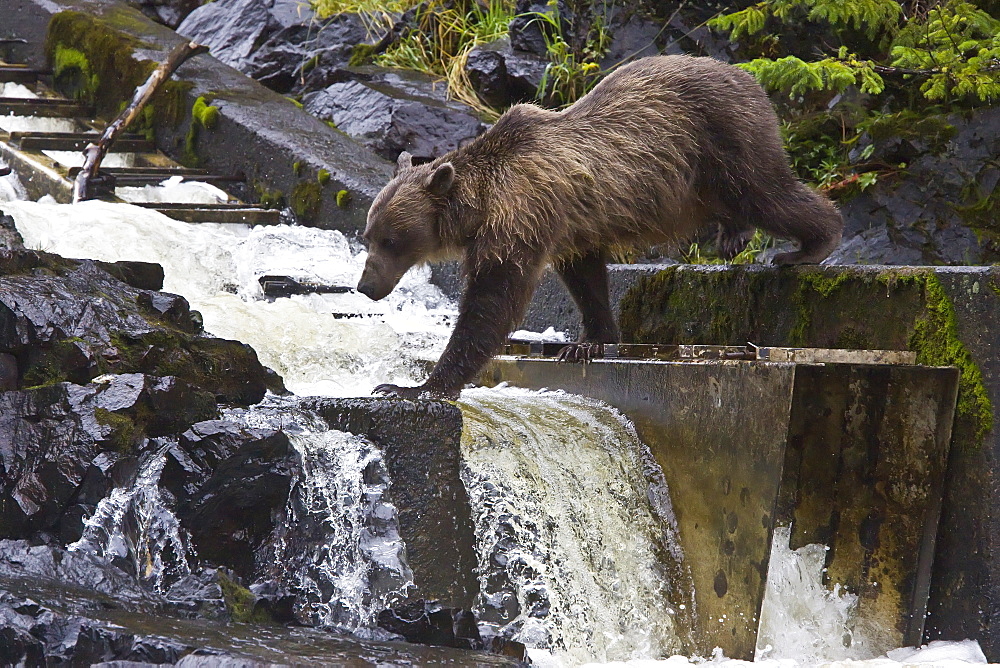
left=357, top=54, right=843, bottom=398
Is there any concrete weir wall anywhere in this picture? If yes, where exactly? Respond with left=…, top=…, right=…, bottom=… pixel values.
left=480, top=357, right=958, bottom=658
left=482, top=263, right=1000, bottom=659
left=4, top=0, right=393, bottom=231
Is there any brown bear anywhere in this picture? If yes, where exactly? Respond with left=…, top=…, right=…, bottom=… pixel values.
left=357, top=54, right=843, bottom=399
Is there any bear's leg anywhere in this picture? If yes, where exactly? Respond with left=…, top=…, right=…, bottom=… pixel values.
left=734, top=180, right=843, bottom=265
left=556, top=249, right=621, bottom=343
left=375, top=256, right=544, bottom=399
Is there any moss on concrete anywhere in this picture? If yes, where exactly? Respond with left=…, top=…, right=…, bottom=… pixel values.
left=618, top=265, right=993, bottom=451
left=336, top=189, right=351, bottom=207
left=291, top=181, right=322, bottom=222
left=317, top=168, right=331, bottom=185
left=182, top=96, right=220, bottom=167
left=46, top=10, right=192, bottom=130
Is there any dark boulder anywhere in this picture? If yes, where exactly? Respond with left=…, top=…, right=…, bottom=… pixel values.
left=508, top=0, right=569, bottom=56
left=0, top=251, right=282, bottom=402
left=247, top=14, right=372, bottom=94
left=302, top=68, right=487, bottom=161
left=465, top=38, right=549, bottom=108
left=177, top=0, right=313, bottom=72
left=170, top=429, right=302, bottom=581
left=0, top=212, right=24, bottom=251
left=377, top=599, right=482, bottom=650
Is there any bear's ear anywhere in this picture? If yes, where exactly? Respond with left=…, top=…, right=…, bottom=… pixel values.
left=395, top=151, right=413, bottom=175
left=424, top=162, right=455, bottom=196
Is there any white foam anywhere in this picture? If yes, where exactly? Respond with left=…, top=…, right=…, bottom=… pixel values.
left=116, top=175, right=230, bottom=204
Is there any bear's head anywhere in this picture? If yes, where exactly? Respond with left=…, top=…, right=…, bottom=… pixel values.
left=357, top=151, right=455, bottom=301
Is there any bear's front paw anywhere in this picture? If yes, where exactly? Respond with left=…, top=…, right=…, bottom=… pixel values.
left=556, top=342, right=604, bottom=363
left=373, top=383, right=425, bottom=399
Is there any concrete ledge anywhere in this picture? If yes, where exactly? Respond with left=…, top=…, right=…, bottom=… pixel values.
left=308, top=397, right=479, bottom=609
left=5, top=0, right=393, bottom=231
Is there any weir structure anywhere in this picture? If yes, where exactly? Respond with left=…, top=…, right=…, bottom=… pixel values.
left=496, top=263, right=1000, bottom=658
left=2, top=0, right=998, bottom=660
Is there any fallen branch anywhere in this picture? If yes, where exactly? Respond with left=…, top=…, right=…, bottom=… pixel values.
left=72, top=40, right=208, bottom=203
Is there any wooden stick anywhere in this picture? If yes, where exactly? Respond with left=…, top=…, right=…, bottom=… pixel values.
left=72, top=40, right=208, bottom=203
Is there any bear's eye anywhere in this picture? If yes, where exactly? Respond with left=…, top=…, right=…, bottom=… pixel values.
left=381, top=238, right=396, bottom=250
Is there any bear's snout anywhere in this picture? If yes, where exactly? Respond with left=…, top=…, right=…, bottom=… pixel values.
left=356, top=278, right=380, bottom=300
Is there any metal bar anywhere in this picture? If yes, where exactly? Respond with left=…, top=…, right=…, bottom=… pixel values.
left=0, top=97, right=94, bottom=117
left=0, top=66, right=49, bottom=84
left=131, top=202, right=281, bottom=225
left=10, top=132, right=153, bottom=152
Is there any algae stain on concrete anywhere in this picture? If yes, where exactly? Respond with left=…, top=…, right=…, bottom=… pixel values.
left=46, top=11, right=193, bottom=135
left=618, top=265, right=993, bottom=451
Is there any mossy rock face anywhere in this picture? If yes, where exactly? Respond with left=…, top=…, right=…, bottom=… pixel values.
left=619, top=265, right=993, bottom=453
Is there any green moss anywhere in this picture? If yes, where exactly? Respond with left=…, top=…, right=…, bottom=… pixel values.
left=255, top=183, right=285, bottom=209
left=47, top=11, right=193, bottom=131
left=52, top=45, right=98, bottom=100
left=620, top=265, right=993, bottom=453
left=863, top=111, right=957, bottom=154
left=182, top=97, right=220, bottom=167
left=349, top=42, right=377, bottom=67
left=94, top=407, right=143, bottom=453
left=291, top=181, right=322, bottom=221
left=192, top=96, right=219, bottom=129
left=317, top=168, right=331, bottom=185
left=336, top=189, right=351, bottom=207
left=285, top=96, right=304, bottom=109
left=217, top=570, right=269, bottom=623
left=909, top=274, right=993, bottom=450
left=22, top=338, right=92, bottom=388
left=293, top=161, right=304, bottom=177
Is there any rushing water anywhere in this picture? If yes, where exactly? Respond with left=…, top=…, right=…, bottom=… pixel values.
left=460, top=387, right=691, bottom=664
left=1, top=184, right=995, bottom=665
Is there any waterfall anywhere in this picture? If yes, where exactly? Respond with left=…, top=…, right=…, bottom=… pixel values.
left=68, top=444, right=193, bottom=594
left=460, top=386, right=693, bottom=664
left=228, top=399, right=414, bottom=634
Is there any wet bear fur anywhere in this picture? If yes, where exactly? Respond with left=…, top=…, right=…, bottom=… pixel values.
left=357, top=54, right=844, bottom=399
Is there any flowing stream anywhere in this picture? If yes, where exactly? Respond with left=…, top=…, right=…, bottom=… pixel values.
left=0, top=179, right=994, bottom=664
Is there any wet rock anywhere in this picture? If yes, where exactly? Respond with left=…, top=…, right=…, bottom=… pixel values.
left=173, top=430, right=301, bottom=580
left=126, top=0, right=201, bottom=29
left=0, top=252, right=280, bottom=402
left=94, top=261, right=164, bottom=292
left=0, top=211, right=24, bottom=251
left=377, top=599, right=483, bottom=650
left=465, top=38, right=548, bottom=107
left=302, top=68, right=487, bottom=161
left=247, top=14, right=371, bottom=94
left=0, top=580, right=190, bottom=665
left=0, top=540, right=158, bottom=606
left=837, top=106, right=1000, bottom=264
left=177, top=0, right=311, bottom=72
left=0, top=353, right=16, bottom=391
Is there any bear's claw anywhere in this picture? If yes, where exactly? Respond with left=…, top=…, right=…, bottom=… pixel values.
left=556, top=343, right=604, bottom=363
